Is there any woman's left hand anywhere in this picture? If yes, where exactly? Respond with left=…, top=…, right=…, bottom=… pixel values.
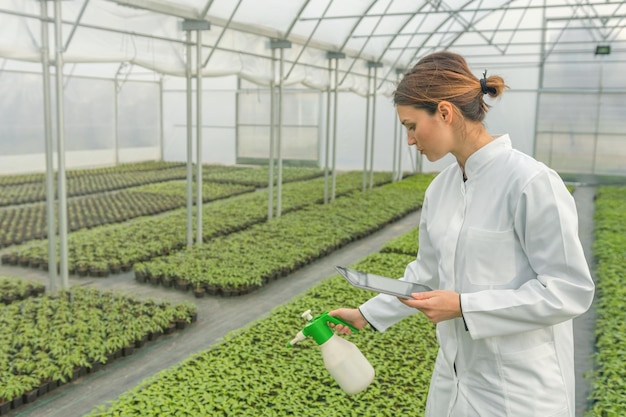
left=400, top=290, right=462, bottom=324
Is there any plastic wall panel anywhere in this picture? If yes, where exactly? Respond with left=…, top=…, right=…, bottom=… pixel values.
left=161, top=76, right=238, bottom=165
left=536, top=93, right=599, bottom=133
left=535, top=39, right=626, bottom=176
left=63, top=77, right=115, bottom=151
left=597, top=94, right=626, bottom=135
left=0, top=72, right=45, bottom=155
left=594, top=135, right=626, bottom=175
left=118, top=81, right=160, bottom=148
left=236, top=90, right=320, bottom=164
left=535, top=132, right=595, bottom=174
left=0, top=71, right=162, bottom=174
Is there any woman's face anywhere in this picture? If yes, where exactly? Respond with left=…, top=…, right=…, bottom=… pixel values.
left=397, top=104, right=453, bottom=162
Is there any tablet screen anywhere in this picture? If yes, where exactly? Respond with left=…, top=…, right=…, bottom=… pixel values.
left=336, top=266, right=430, bottom=298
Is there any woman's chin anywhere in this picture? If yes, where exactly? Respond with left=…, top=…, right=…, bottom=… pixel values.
left=423, top=153, right=436, bottom=162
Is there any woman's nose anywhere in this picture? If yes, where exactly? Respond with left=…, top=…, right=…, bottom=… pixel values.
left=407, top=134, right=417, bottom=146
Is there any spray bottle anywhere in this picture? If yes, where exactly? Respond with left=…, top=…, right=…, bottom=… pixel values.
left=287, top=309, right=375, bottom=395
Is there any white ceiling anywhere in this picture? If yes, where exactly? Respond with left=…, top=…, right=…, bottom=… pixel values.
left=0, top=0, right=624, bottom=93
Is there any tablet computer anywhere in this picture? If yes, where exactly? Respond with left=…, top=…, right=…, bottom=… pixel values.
left=335, top=266, right=431, bottom=299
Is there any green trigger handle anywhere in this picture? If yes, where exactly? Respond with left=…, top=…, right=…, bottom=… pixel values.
left=287, top=309, right=359, bottom=348
left=322, top=312, right=359, bottom=333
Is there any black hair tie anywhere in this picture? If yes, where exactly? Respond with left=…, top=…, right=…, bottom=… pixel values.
left=480, top=69, right=489, bottom=95
left=480, top=69, right=497, bottom=95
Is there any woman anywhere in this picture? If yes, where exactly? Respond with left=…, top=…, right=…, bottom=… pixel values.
left=330, top=51, right=594, bottom=417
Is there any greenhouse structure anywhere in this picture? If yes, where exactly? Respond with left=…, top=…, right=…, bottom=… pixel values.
left=0, top=0, right=624, bottom=416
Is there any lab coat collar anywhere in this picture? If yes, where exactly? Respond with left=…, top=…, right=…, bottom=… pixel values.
left=461, top=134, right=511, bottom=181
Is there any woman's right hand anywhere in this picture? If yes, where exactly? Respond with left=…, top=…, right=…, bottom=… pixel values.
left=328, top=308, right=368, bottom=334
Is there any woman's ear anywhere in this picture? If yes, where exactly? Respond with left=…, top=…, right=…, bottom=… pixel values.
left=438, top=101, right=454, bottom=124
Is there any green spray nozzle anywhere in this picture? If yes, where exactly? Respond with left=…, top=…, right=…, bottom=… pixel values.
left=287, top=310, right=358, bottom=348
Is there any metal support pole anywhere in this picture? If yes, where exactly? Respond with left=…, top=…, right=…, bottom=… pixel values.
left=591, top=63, right=603, bottom=174
left=185, top=32, right=193, bottom=248
left=368, top=66, right=378, bottom=189
left=159, top=77, right=164, bottom=161
left=394, top=68, right=404, bottom=181
left=40, top=0, right=58, bottom=292
left=323, top=59, right=332, bottom=204
left=268, top=52, right=276, bottom=220
left=114, top=80, right=119, bottom=165
left=276, top=47, right=284, bottom=217
left=392, top=105, right=398, bottom=182
left=195, top=29, right=203, bottom=244
left=397, top=116, right=403, bottom=178
left=531, top=0, right=548, bottom=160
left=268, top=38, right=291, bottom=217
left=362, top=66, right=371, bottom=191
left=54, top=0, right=69, bottom=288
left=325, top=51, right=345, bottom=202
left=330, top=57, right=340, bottom=202
left=181, top=19, right=210, bottom=246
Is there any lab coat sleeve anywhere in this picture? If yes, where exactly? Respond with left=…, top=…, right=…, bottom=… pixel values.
left=461, top=170, right=595, bottom=339
left=359, top=195, right=440, bottom=332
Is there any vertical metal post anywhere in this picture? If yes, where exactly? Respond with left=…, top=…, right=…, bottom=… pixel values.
left=181, top=19, right=210, bottom=246
left=362, top=66, right=372, bottom=191
left=392, top=105, right=398, bottom=182
left=268, top=52, right=276, bottom=220
left=330, top=57, right=339, bottom=202
left=185, top=31, right=193, bottom=248
left=368, top=66, right=378, bottom=189
left=114, top=80, right=119, bottom=165
left=323, top=59, right=332, bottom=204
left=159, top=77, right=164, bottom=161
left=591, top=63, right=603, bottom=174
left=397, top=117, right=403, bottom=178
left=276, top=47, right=284, bottom=217
left=325, top=51, right=345, bottom=202
left=394, top=68, right=404, bottom=181
left=195, top=30, right=203, bottom=244
left=268, top=39, right=291, bottom=217
left=532, top=0, right=548, bottom=160
left=40, top=0, right=58, bottom=292
left=54, top=0, right=69, bottom=288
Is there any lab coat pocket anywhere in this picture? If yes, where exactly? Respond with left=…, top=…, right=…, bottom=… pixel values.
left=466, top=227, right=516, bottom=286
left=500, top=342, right=569, bottom=417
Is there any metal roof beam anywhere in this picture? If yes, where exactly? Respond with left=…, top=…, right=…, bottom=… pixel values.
left=285, top=0, right=334, bottom=80
left=284, top=0, right=311, bottom=39
left=355, top=23, right=626, bottom=37
left=405, top=0, right=509, bottom=65
left=112, top=1, right=387, bottom=65
left=393, top=38, right=626, bottom=49
left=200, top=0, right=215, bottom=20
left=298, top=2, right=616, bottom=19
left=338, top=0, right=392, bottom=85
left=63, top=0, right=91, bottom=51
left=202, top=0, right=241, bottom=68
left=336, top=0, right=378, bottom=53
left=375, top=2, right=432, bottom=86
left=112, top=0, right=198, bottom=19
left=547, top=14, right=626, bottom=21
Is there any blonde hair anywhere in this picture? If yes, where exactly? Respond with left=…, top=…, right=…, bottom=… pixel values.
left=393, top=51, right=507, bottom=123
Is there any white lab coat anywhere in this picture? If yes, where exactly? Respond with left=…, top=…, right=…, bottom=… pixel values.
left=360, top=135, right=594, bottom=417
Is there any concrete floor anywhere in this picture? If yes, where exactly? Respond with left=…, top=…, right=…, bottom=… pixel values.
left=1, top=186, right=597, bottom=417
